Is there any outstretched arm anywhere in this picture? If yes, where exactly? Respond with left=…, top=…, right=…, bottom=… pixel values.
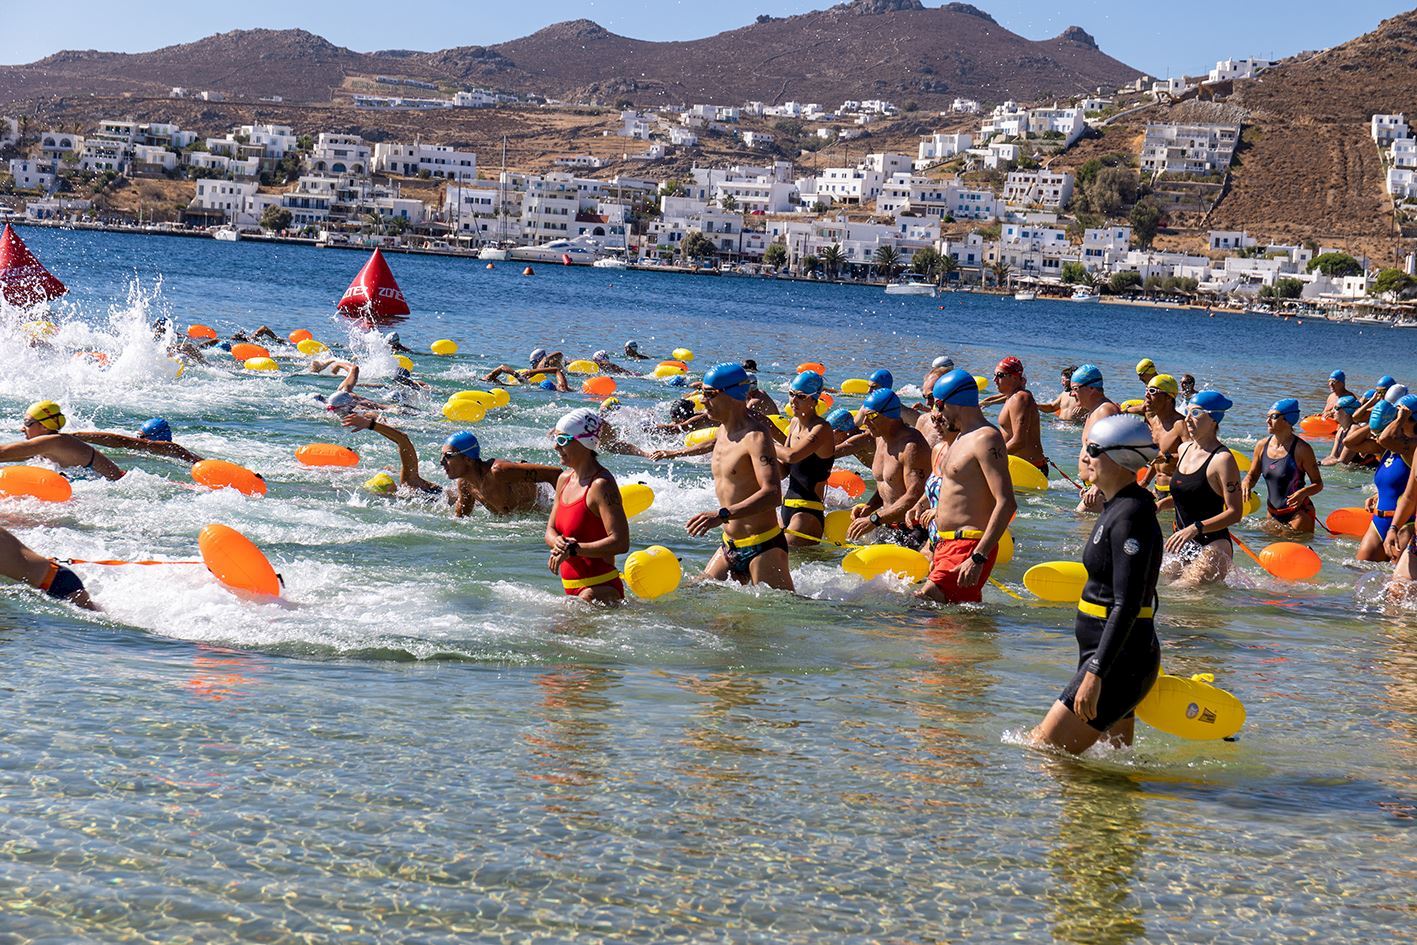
left=342, top=413, right=437, bottom=491
left=72, top=432, right=203, bottom=464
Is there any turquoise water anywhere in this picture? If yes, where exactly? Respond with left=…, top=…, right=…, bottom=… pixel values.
left=0, top=227, right=1412, bottom=943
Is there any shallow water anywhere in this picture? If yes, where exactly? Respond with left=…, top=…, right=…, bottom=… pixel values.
left=0, top=227, right=1413, bottom=943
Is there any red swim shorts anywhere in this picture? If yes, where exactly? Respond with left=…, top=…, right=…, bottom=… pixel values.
left=926, top=537, right=997, bottom=603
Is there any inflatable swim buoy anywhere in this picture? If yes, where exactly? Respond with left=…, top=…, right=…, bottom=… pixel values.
left=187, top=324, right=218, bottom=340
left=295, top=338, right=328, bottom=355
left=582, top=375, right=616, bottom=397
left=827, top=469, right=866, bottom=498
left=839, top=378, right=870, bottom=396
left=1258, top=541, right=1322, bottom=581
left=288, top=328, right=314, bottom=344
left=442, top=399, right=487, bottom=423
left=797, top=361, right=826, bottom=376
left=198, top=523, right=281, bottom=598
left=671, top=348, right=694, bottom=363
left=394, top=354, right=414, bottom=372
left=620, top=483, right=655, bottom=519
left=974, top=375, right=988, bottom=392
left=230, top=343, right=271, bottom=362
left=660, top=359, right=689, bottom=372
left=823, top=508, right=851, bottom=546
left=1136, top=672, right=1246, bottom=740
left=450, top=390, right=497, bottom=408
left=843, top=544, right=929, bottom=583
left=766, top=413, right=791, bottom=435
left=1324, top=507, right=1369, bottom=538
left=1229, top=447, right=1252, bottom=474
left=651, top=364, right=685, bottom=379
left=489, top=388, right=511, bottom=408
left=622, top=545, right=681, bottom=599
left=684, top=426, right=718, bottom=447
left=996, top=527, right=1014, bottom=567
left=191, top=459, right=267, bottom=497
left=1242, top=491, right=1261, bottom=517
left=430, top=339, right=458, bottom=356
left=0, top=465, right=72, bottom=502
left=244, top=357, right=279, bottom=372
left=1007, top=455, right=1049, bottom=492
left=526, top=373, right=546, bottom=384
left=523, top=266, right=534, bottom=276
left=1299, top=415, right=1337, bottom=437
left=1022, top=561, right=1087, bottom=602
left=295, top=443, right=359, bottom=467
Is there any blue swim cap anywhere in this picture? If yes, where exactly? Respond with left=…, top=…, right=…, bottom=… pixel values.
left=1362, top=389, right=1377, bottom=402
left=1378, top=375, right=1397, bottom=389
left=703, top=362, right=751, bottom=401
left=1330, top=369, right=1346, bottom=383
left=139, top=417, right=172, bottom=442
left=539, top=378, right=557, bottom=390
left=1398, top=394, right=1417, bottom=413
left=666, top=374, right=688, bottom=387
left=1071, top=364, right=1104, bottom=389
left=868, top=368, right=893, bottom=388
left=1370, top=400, right=1398, bottom=432
left=444, top=431, right=480, bottom=460
left=932, top=368, right=979, bottom=407
left=1189, top=390, right=1233, bottom=422
left=1270, top=398, right=1300, bottom=425
left=1335, top=394, right=1360, bottom=414
left=790, top=370, right=824, bottom=396
left=825, top=407, right=857, bottom=432
left=862, top=387, right=902, bottom=420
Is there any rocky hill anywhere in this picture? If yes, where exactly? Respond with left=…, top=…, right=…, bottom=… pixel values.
left=0, top=1, right=1140, bottom=109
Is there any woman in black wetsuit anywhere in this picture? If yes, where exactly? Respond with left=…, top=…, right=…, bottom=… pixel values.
left=776, top=371, right=837, bottom=546
left=1031, top=414, right=1162, bottom=754
left=1159, top=390, right=1244, bottom=587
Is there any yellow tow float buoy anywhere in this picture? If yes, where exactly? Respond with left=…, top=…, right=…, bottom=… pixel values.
left=395, top=354, right=415, bottom=371
left=1136, top=672, right=1246, bottom=740
left=839, top=378, right=871, bottom=395
left=622, top=545, right=682, bottom=599
left=450, top=390, right=497, bottom=408
left=842, top=544, right=930, bottom=583
left=296, top=338, right=328, bottom=355
left=443, top=400, right=487, bottom=424
left=1008, top=455, right=1049, bottom=491
left=684, top=426, right=718, bottom=447
left=651, top=363, right=685, bottom=379
left=822, top=509, right=852, bottom=546
left=620, top=483, right=655, bottom=519
left=1022, top=561, right=1087, bottom=602
left=489, top=388, right=510, bottom=408
left=363, top=472, right=398, bottom=495
left=766, top=414, right=791, bottom=435
left=1229, top=448, right=1252, bottom=474
left=566, top=359, right=600, bottom=375
left=1120, top=398, right=1143, bottom=412
left=974, top=375, right=988, bottom=392
left=430, top=339, right=458, bottom=356
left=671, top=347, right=695, bottom=362
left=1242, top=491, right=1261, bottom=517
left=996, top=527, right=1014, bottom=567
left=244, top=357, right=279, bottom=372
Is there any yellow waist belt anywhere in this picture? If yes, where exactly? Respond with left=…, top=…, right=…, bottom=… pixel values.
left=783, top=498, right=825, bottom=511
left=561, top=570, right=622, bottom=590
left=936, top=528, right=984, bottom=541
left=723, top=526, right=783, bottom=549
left=1077, top=600, right=1155, bottom=620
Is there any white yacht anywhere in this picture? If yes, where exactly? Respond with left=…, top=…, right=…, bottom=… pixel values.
left=884, top=279, right=937, bottom=297
left=477, top=246, right=509, bottom=261
left=1013, top=290, right=1036, bottom=301
left=212, top=226, right=240, bottom=242
left=591, top=256, right=628, bottom=269
left=507, top=235, right=612, bottom=265
left=1070, top=287, right=1101, bottom=302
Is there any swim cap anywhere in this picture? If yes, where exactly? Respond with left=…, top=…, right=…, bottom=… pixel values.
left=931, top=356, right=955, bottom=371
left=1362, top=389, right=1376, bottom=402
left=1147, top=374, right=1179, bottom=397
left=1087, top=415, right=1158, bottom=472
left=624, top=340, right=639, bottom=354
left=530, top=348, right=547, bottom=366
left=1189, top=390, right=1233, bottom=422
left=1071, top=364, right=1104, bottom=389
left=555, top=407, right=603, bottom=452
left=1335, top=394, right=1360, bottom=414
left=24, top=400, right=66, bottom=432
left=1135, top=358, right=1156, bottom=377
left=1330, top=369, right=1346, bottom=383
left=1398, top=394, right=1417, bottom=413
left=1270, top=398, right=1301, bottom=425
left=868, top=368, right=893, bottom=389
left=445, top=431, right=480, bottom=461
left=790, top=371, right=824, bottom=396
left=742, top=359, right=758, bottom=372
left=326, top=391, right=355, bottom=413
left=669, top=399, right=695, bottom=422
left=932, top=368, right=980, bottom=407
left=666, top=374, right=688, bottom=387
left=393, top=366, right=413, bottom=384
left=386, top=332, right=401, bottom=346
left=593, top=350, right=610, bottom=362
left=599, top=397, right=621, bottom=413
left=703, top=362, right=751, bottom=401
left=1370, top=400, right=1398, bottom=432
left=363, top=472, right=398, bottom=495
left=1378, top=375, right=1396, bottom=389
left=1386, top=384, right=1409, bottom=404
left=139, top=417, right=173, bottom=442
left=861, top=387, right=902, bottom=420
left=539, top=378, right=557, bottom=391
left=995, top=356, right=1024, bottom=377
left=825, top=407, right=857, bottom=432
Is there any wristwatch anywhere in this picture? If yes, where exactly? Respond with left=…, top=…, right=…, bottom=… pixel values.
left=869, top=512, right=882, bottom=526
left=970, top=551, right=988, bottom=565
left=718, top=507, right=731, bottom=521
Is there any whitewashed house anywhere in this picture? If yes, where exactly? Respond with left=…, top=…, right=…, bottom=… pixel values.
left=1387, top=168, right=1417, bottom=200
left=1002, top=170, right=1075, bottom=210
left=1081, top=226, right=1132, bottom=270
left=1371, top=114, right=1408, bottom=145
left=1140, top=123, right=1241, bottom=175
left=1208, top=230, right=1257, bottom=251
left=188, top=180, right=259, bottom=223
left=1207, top=58, right=1271, bottom=83
left=309, top=134, right=370, bottom=175
left=1390, top=138, right=1417, bottom=170
left=39, top=132, right=84, bottom=160
left=669, top=127, right=699, bottom=147
left=950, top=98, right=980, bottom=115
left=7, top=159, right=57, bottom=193
left=741, top=132, right=774, bottom=149
left=917, top=132, right=973, bottom=165
left=373, top=142, right=477, bottom=180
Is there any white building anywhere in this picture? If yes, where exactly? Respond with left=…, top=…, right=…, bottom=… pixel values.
left=453, top=89, right=498, bottom=108
left=553, top=156, right=604, bottom=170
left=950, top=98, right=981, bottom=115
left=372, top=142, right=477, bottom=180
left=1140, top=123, right=1241, bottom=176
left=669, top=127, right=699, bottom=147
left=1208, top=58, right=1271, bottom=83
left=1, top=117, right=19, bottom=148
left=1002, top=169, right=1075, bottom=210
left=1150, top=77, right=1193, bottom=97
left=78, top=140, right=131, bottom=173
left=811, top=166, right=885, bottom=204
left=443, top=183, right=514, bottom=239
left=309, top=134, right=370, bottom=175
left=1387, top=168, right=1417, bottom=200
left=685, top=165, right=797, bottom=213
left=39, top=131, right=84, bottom=160
left=7, top=159, right=57, bottom=192
left=1373, top=114, right=1410, bottom=145
left=980, top=103, right=1086, bottom=147
left=1081, top=226, right=1132, bottom=270
left=742, top=132, right=774, bottom=149
left=239, top=124, right=299, bottom=160
left=620, top=110, right=651, bottom=140
left=1078, top=97, right=1112, bottom=114
left=862, top=153, right=913, bottom=176
left=1391, top=138, right=1417, bottom=170
left=965, top=141, right=1020, bottom=170
left=188, top=179, right=260, bottom=223
left=1208, top=230, right=1257, bottom=251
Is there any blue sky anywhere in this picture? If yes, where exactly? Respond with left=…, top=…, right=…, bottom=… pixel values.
left=3, top=1, right=1410, bottom=77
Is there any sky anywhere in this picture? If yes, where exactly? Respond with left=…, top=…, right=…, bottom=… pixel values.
left=3, top=0, right=1412, bottom=77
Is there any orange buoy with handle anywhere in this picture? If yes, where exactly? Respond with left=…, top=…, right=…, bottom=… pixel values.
left=827, top=469, right=866, bottom=498
left=288, top=328, right=313, bottom=344
left=198, top=523, right=281, bottom=598
left=0, top=465, right=73, bottom=502
left=797, top=361, right=826, bottom=376
left=1256, top=541, right=1323, bottom=581
left=1324, top=507, right=1370, bottom=539
left=230, top=342, right=271, bottom=362
left=1299, top=415, right=1337, bottom=437
left=191, top=459, right=267, bottom=496
left=187, top=324, right=218, bottom=340
left=295, top=443, right=359, bottom=467
left=582, top=375, right=617, bottom=397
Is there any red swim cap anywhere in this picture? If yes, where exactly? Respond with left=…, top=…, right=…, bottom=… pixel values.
left=995, top=356, right=1024, bottom=376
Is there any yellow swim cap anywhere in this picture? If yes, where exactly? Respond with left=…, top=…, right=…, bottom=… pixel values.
left=25, top=400, right=66, bottom=432
left=1147, top=374, right=1179, bottom=397
left=1135, top=358, right=1157, bottom=377
left=363, top=472, right=397, bottom=495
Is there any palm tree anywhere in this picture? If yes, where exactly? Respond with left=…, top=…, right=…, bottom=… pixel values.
left=874, top=245, right=902, bottom=280
left=937, top=254, right=959, bottom=286
left=989, top=261, right=1013, bottom=289
left=802, top=253, right=821, bottom=277
left=819, top=243, right=845, bottom=280
left=719, top=193, right=738, bottom=213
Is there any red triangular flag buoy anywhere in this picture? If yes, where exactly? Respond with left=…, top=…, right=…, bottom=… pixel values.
left=0, top=224, right=67, bottom=307
left=336, top=248, right=409, bottom=322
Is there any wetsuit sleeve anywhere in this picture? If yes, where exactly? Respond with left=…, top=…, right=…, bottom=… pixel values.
left=1087, top=500, right=1154, bottom=676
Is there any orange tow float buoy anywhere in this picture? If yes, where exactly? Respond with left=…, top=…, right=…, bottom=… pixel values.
left=295, top=443, right=359, bottom=467
left=827, top=469, right=866, bottom=498
left=288, top=328, right=313, bottom=344
left=187, top=324, right=218, bottom=340
left=797, top=361, right=826, bottom=376
left=191, top=459, right=267, bottom=497
left=1299, top=415, right=1337, bottom=437
left=198, top=523, right=281, bottom=598
left=1324, top=507, right=1370, bottom=539
left=583, top=375, right=617, bottom=397
left=1257, top=541, right=1323, bottom=581
left=0, top=465, right=73, bottom=502
left=230, top=342, right=270, bottom=362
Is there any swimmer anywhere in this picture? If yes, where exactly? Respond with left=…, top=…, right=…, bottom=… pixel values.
left=592, top=398, right=646, bottom=457
left=0, top=526, right=97, bottom=611
left=990, top=356, right=1046, bottom=473
left=623, top=340, right=650, bottom=361
left=1320, top=370, right=1355, bottom=464
left=308, top=359, right=390, bottom=414
left=1177, top=374, right=1197, bottom=410
left=1038, top=364, right=1087, bottom=423
left=341, top=413, right=445, bottom=499
left=1071, top=365, right=1120, bottom=512
left=920, top=356, right=955, bottom=410
left=867, top=369, right=894, bottom=393
left=827, top=407, right=875, bottom=466
left=231, top=325, right=280, bottom=344
left=1125, top=358, right=1159, bottom=414
left=384, top=331, right=412, bottom=354
left=1029, top=415, right=1161, bottom=754
left=681, top=363, right=792, bottom=591
left=1320, top=392, right=1363, bottom=466
left=846, top=388, right=931, bottom=548
left=652, top=398, right=713, bottom=435
left=546, top=409, right=629, bottom=603
left=1139, top=374, right=1186, bottom=490
left=1160, top=391, right=1243, bottom=587
left=1337, top=386, right=1390, bottom=467
left=914, top=370, right=1016, bottom=605
left=775, top=371, right=837, bottom=546
left=72, top=417, right=205, bottom=466
left=1360, top=395, right=1417, bottom=561
left=590, top=350, right=635, bottom=376
left=1382, top=443, right=1417, bottom=587
left=1241, top=399, right=1323, bottom=535
left=0, top=402, right=125, bottom=481
left=744, top=374, right=779, bottom=417
left=483, top=349, right=570, bottom=391
left=1322, top=369, right=1354, bottom=416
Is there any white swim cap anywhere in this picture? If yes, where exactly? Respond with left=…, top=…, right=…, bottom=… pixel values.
left=1087, top=415, right=1158, bottom=472
left=1385, top=384, right=1408, bottom=404
left=555, top=407, right=603, bottom=452
left=932, top=356, right=955, bottom=371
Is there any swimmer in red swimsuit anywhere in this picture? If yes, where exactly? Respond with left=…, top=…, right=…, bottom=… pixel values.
left=545, top=408, right=630, bottom=603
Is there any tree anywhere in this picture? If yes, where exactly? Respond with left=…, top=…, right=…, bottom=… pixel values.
left=1060, top=261, right=1088, bottom=284
left=989, top=261, right=1012, bottom=288
left=874, top=245, right=902, bottom=278
left=680, top=230, right=715, bottom=262
left=1084, top=166, right=1140, bottom=215
left=1307, top=252, right=1363, bottom=277
left=719, top=193, right=738, bottom=213
left=819, top=243, right=846, bottom=279
left=1370, top=268, right=1417, bottom=299
left=911, top=246, right=941, bottom=278
left=763, top=243, right=788, bottom=269
left=1260, top=277, right=1304, bottom=300
left=801, top=253, right=821, bottom=275
left=1108, top=270, right=1143, bottom=294
left=659, top=178, right=683, bottom=198
left=260, top=205, right=292, bottom=232
left=1129, top=199, right=1162, bottom=248
left=937, top=254, right=959, bottom=285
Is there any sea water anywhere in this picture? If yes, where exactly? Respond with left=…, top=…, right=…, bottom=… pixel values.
left=0, top=227, right=1411, bottom=943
